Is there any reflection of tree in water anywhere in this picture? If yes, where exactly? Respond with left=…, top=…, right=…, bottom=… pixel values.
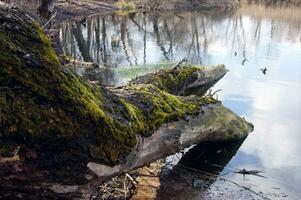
left=187, top=14, right=202, bottom=64
left=120, top=17, right=132, bottom=66
left=152, top=15, right=170, bottom=61
left=95, top=17, right=100, bottom=63
left=59, top=6, right=301, bottom=83
left=163, top=18, right=174, bottom=59
left=72, top=22, right=93, bottom=62
left=143, top=13, right=147, bottom=64
left=101, top=17, right=108, bottom=65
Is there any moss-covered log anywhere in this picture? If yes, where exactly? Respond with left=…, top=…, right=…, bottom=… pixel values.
left=129, top=64, right=227, bottom=96
left=0, top=3, right=252, bottom=199
left=0, top=3, right=198, bottom=166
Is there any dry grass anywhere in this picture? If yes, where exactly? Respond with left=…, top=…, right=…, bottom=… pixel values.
left=238, top=3, right=301, bottom=23
left=115, top=0, right=136, bottom=11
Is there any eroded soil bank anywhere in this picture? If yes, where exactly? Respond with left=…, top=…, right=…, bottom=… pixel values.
left=1, top=0, right=239, bottom=23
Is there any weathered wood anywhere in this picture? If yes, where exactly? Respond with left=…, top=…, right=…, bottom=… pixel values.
left=87, top=104, right=253, bottom=179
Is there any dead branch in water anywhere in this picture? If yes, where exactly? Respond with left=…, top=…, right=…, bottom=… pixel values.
left=166, top=164, right=273, bottom=200
left=42, top=9, right=57, bottom=29
left=172, top=58, right=187, bottom=69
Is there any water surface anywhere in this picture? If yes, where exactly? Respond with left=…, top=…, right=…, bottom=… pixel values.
left=59, top=4, right=301, bottom=199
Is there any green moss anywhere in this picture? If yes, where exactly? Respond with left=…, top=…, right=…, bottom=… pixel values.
left=131, top=66, right=201, bottom=95
left=0, top=14, right=136, bottom=164
left=35, top=25, right=60, bottom=66
left=0, top=96, right=6, bottom=107
left=149, top=89, right=195, bottom=128
left=115, top=0, right=137, bottom=11
left=0, top=10, right=219, bottom=166
left=120, top=98, right=147, bottom=134
left=0, top=143, right=16, bottom=157
left=120, top=84, right=217, bottom=136
left=0, top=31, right=21, bottom=67
left=199, top=105, right=252, bottom=141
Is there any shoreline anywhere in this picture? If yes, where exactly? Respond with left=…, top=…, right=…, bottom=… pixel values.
left=1, top=0, right=300, bottom=25
left=1, top=0, right=239, bottom=24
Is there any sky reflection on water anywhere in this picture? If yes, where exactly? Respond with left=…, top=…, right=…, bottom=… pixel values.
left=60, top=4, right=301, bottom=199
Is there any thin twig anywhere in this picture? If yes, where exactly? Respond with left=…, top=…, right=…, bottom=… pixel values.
left=42, top=9, right=57, bottom=29
left=173, top=164, right=272, bottom=200
left=123, top=174, right=127, bottom=199
left=172, top=58, right=187, bottom=69
left=125, top=173, right=138, bottom=185
left=211, top=89, right=221, bottom=96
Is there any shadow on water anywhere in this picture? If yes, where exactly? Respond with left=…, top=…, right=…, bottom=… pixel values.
left=155, top=139, right=246, bottom=200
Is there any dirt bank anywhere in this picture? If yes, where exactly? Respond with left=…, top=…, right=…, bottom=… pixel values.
left=130, top=0, right=238, bottom=11
left=1, top=0, right=239, bottom=24
left=1, top=0, right=116, bottom=24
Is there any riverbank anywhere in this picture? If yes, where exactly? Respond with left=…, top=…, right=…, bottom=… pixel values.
left=0, top=0, right=239, bottom=56
left=1, top=0, right=239, bottom=24
left=2, top=0, right=300, bottom=25
left=0, top=0, right=117, bottom=23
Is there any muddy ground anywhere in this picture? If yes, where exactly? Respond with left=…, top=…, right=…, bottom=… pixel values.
left=1, top=0, right=117, bottom=23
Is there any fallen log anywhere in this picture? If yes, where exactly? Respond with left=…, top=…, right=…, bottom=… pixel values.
left=0, top=3, right=252, bottom=199
left=129, top=63, right=227, bottom=96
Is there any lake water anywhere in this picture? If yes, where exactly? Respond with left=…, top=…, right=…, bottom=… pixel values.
left=59, top=4, right=301, bottom=199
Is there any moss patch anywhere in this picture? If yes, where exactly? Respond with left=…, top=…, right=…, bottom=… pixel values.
left=130, top=66, right=202, bottom=95
left=120, top=98, right=147, bottom=135
left=118, top=84, right=218, bottom=136
left=115, top=0, right=137, bottom=11
left=0, top=143, right=16, bottom=157
left=0, top=10, right=136, bottom=165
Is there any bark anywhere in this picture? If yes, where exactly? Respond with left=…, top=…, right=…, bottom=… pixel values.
left=71, top=22, right=93, bottom=62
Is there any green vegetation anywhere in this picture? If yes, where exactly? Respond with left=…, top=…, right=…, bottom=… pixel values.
left=0, top=15, right=136, bottom=164
left=115, top=0, right=137, bottom=11
left=128, top=84, right=199, bottom=131
left=130, top=65, right=202, bottom=95
left=0, top=11, right=219, bottom=166
left=114, top=62, right=175, bottom=83
left=149, top=66, right=200, bottom=93
left=119, top=84, right=218, bottom=136
left=0, top=143, right=16, bottom=157
left=116, top=63, right=175, bottom=77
